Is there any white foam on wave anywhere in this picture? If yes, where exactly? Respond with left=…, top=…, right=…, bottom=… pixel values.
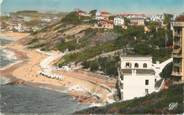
left=1, top=48, right=17, bottom=60
left=0, top=77, right=11, bottom=85
left=0, top=35, right=16, bottom=41
left=0, top=48, right=20, bottom=70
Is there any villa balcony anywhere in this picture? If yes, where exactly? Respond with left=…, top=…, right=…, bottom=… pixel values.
left=173, top=62, right=182, bottom=67
left=172, top=72, right=182, bottom=77
left=174, top=32, right=182, bottom=37
left=173, top=48, right=182, bottom=58
left=174, top=36, right=181, bottom=41
left=173, top=53, right=182, bottom=58
left=173, top=48, right=181, bottom=54
left=174, top=41, right=181, bottom=47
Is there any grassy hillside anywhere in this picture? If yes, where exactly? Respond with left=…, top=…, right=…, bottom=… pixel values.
left=26, top=11, right=172, bottom=76
left=76, top=83, right=184, bottom=114
left=25, top=11, right=95, bottom=50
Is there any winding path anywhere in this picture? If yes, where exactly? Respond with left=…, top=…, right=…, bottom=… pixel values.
left=38, top=49, right=116, bottom=104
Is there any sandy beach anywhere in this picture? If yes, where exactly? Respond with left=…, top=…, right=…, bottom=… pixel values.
left=0, top=32, right=29, bottom=40
left=0, top=32, right=116, bottom=105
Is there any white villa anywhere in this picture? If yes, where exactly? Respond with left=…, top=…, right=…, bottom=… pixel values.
left=95, top=11, right=110, bottom=20
left=130, top=17, right=145, bottom=26
left=119, top=56, right=162, bottom=101
left=114, top=16, right=125, bottom=26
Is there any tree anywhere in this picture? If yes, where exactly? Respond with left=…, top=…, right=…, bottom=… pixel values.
left=89, top=60, right=99, bottom=72
left=89, top=9, right=97, bottom=17
left=163, top=13, right=173, bottom=29
left=160, top=62, right=173, bottom=79
left=113, top=26, right=123, bottom=33
left=134, top=43, right=152, bottom=55
left=146, top=21, right=159, bottom=32
left=124, top=17, right=130, bottom=26
left=61, top=11, right=81, bottom=24
left=109, top=16, right=115, bottom=20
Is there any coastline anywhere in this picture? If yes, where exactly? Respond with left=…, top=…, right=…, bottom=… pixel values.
left=0, top=32, right=115, bottom=105
left=0, top=32, right=29, bottom=40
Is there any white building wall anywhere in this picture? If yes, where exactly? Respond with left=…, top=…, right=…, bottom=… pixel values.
left=95, top=11, right=105, bottom=20
left=114, top=17, right=125, bottom=26
left=120, top=56, right=158, bottom=101
left=123, top=74, right=156, bottom=100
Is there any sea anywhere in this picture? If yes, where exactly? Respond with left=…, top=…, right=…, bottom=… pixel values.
left=0, top=36, right=87, bottom=114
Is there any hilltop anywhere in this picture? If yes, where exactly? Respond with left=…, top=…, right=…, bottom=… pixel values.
left=24, top=10, right=173, bottom=77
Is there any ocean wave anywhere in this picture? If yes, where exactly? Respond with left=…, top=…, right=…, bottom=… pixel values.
left=0, top=48, right=18, bottom=69
left=1, top=48, right=17, bottom=60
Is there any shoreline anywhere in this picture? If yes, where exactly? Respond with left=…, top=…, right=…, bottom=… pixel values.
left=0, top=32, right=115, bottom=105
left=0, top=32, right=29, bottom=40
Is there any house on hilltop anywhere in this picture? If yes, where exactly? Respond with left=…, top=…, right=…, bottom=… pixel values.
left=94, top=19, right=113, bottom=29
left=95, top=11, right=111, bottom=20
left=114, top=16, right=125, bottom=26
left=130, top=17, right=145, bottom=26
left=76, top=9, right=91, bottom=17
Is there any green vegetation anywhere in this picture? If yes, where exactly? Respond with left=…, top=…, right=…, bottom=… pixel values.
left=0, top=16, right=10, bottom=20
left=56, top=28, right=97, bottom=51
left=76, top=83, right=184, bottom=114
left=113, top=26, right=123, bottom=33
left=124, top=17, right=130, bottom=26
left=146, top=21, right=160, bottom=32
left=58, top=25, right=172, bottom=70
left=89, top=10, right=97, bottom=17
left=115, top=26, right=172, bottom=62
left=82, top=56, right=119, bottom=76
left=27, top=38, right=39, bottom=45
left=16, top=10, right=38, bottom=14
left=160, top=62, right=173, bottom=79
left=58, top=41, right=118, bottom=67
left=25, top=11, right=172, bottom=76
left=163, top=13, right=174, bottom=29
left=61, top=12, right=81, bottom=24
left=61, top=11, right=91, bottom=25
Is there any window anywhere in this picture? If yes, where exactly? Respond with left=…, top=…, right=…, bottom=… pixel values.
left=125, top=62, right=132, bottom=68
left=134, top=63, right=139, bottom=68
left=145, top=89, right=149, bottom=95
left=143, top=63, right=147, bottom=68
left=145, top=80, right=149, bottom=85
left=120, top=83, right=123, bottom=89
left=120, top=75, right=124, bottom=80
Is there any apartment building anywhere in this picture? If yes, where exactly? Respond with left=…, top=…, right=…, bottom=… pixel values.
left=172, top=16, right=184, bottom=81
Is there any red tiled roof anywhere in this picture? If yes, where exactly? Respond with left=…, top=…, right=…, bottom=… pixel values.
left=120, top=13, right=145, bottom=17
left=100, top=19, right=113, bottom=24
left=77, top=10, right=87, bottom=14
left=100, top=11, right=110, bottom=15
left=175, top=15, right=184, bottom=22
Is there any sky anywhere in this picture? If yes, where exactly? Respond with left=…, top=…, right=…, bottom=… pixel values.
left=1, top=0, right=184, bottom=15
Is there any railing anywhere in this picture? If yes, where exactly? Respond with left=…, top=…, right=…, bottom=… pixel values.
left=174, top=41, right=181, bottom=47
left=174, top=32, right=182, bottom=37
left=173, top=63, right=182, bottom=67
left=173, top=53, right=182, bottom=58
left=173, top=22, right=184, bottom=27
left=171, top=72, right=182, bottom=77
left=173, top=48, right=181, bottom=54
